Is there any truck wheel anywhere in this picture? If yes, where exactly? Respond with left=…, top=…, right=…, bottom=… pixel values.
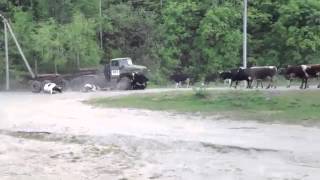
left=31, top=81, right=42, bottom=93
left=116, top=77, right=131, bottom=90
left=133, top=82, right=147, bottom=90
left=141, top=82, right=147, bottom=90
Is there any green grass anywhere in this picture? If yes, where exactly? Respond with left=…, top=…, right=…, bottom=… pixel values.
left=87, top=90, right=320, bottom=124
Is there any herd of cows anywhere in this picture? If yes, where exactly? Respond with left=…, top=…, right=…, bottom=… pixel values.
left=170, top=64, right=320, bottom=89
left=34, top=64, right=320, bottom=94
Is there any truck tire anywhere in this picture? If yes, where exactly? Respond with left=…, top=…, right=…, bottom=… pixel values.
left=140, top=82, right=147, bottom=90
left=31, top=81, right=42, bottom=93
left=133, top=82, right=147, bottom=90
left=116, top=77, right=131, bottom=90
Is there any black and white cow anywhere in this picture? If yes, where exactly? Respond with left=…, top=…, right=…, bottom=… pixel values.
left=280, top=64, right=320, bottom=89
left=220, top=68, right=251, bottom=88
left=220, top=66, right=277, bottom=89
left=169, top=73, right=191, bottom=88
left=306, top=64, right=320, bottom=88
left=82, top=83, right=99, bottom=92
left=43, top=83, right=62, bottom=94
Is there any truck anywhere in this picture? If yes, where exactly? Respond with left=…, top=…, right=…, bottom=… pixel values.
left=29, top=57, right=149, bottom=92
left=104, top=57, right=148, bottom=90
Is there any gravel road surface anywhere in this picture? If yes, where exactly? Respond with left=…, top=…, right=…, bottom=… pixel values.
left=0, top=89, right=320, bottom=180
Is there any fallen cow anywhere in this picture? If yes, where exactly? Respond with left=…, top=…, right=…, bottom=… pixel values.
left=82, top=83, right=99, bottom=92
left=43, top=83, right=62, bottom=94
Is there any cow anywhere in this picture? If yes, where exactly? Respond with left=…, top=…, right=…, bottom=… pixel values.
left=43, top=83, right=62, bottom=94
left=220, top=68, right=251, bottom=88
left=220, top=66, right=277, bottom=89
left=219, top=71, right=232, bottom=86
left=82, top=83, right=99, bottom=92
left=248, top=66, right=277, bottom=89
left=279, top=65, right=310, bottom=89
left=169, top=73, right=191, bottom=88
left=306, top=64, right=320, bottom=88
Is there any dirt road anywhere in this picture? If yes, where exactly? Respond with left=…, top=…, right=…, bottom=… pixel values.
left=0, top=89, right=320, bottom=180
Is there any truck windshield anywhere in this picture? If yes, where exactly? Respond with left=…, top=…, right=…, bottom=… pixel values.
left=111, top=60, right=119, bottom=67
left=120, top=59, right=132, bottom=66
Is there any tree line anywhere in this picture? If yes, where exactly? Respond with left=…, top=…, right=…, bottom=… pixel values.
left=0, top=0, right=319, bottom=85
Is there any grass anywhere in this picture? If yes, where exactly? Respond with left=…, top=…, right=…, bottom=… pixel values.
left=87, top=89, right=320, bottom=125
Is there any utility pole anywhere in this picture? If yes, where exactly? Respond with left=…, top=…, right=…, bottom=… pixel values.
left=5, top=19, right=35, bottom=78
left=243, top=0, right=248, bottom=68
left=4, top=18, right=9, bottom=90
left=99, top=0, right=103, bottom=49
left=0, top=13, right=35, bottom=79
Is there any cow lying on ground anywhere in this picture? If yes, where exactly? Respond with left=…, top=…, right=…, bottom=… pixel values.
left=220, top=66, right=277, bottom=89
left=280, top=64, right=320, bottom=89
left=43, top=83, right=62, bottom=94
left=82, top=83, right=99, bottom=92
left=169, top=73, right=191, bottom=88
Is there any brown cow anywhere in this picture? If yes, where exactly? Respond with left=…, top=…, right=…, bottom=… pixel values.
left=248, top=66, right=277, bottom=89
left=306, top=64, right=320, bottom=88
left=279, top=64, right=317, bottom=89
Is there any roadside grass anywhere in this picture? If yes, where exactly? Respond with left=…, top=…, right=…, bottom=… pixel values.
left=87, top=89, right=320, bottom=124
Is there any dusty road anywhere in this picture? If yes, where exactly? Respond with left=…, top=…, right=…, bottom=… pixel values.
left=0, top=89, right=320, bottom=180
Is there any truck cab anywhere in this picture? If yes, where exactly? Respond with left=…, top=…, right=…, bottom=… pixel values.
left=104, top=57, right=149, bottom=90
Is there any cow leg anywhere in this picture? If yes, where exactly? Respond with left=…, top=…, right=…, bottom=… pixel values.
left=260, top=80, right=264, bottom=88
left=300, top=79, right=305, bottom=89
left=267, top=78, right=272, bottom=89
left=287, top=79, right=292, bottom=88
left=235, top=81, right=239, bottom=89
left=247, top=80, right=251, bottom=88
left=186, top=78, right=190, bottom=88
left=230, top=81, right=233, bottom=88
left=255, top=80, right=259, bottom=89
left=305, top=78, right=308, bottom=89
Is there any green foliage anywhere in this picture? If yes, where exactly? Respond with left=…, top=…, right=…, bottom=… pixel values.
left=193, top=85, right=209, bottom=99
left=63, top=12, right=101, bottom=70
left=198, top=4, right=242, bottom=72
left=0, top=0, right=319, bottom=85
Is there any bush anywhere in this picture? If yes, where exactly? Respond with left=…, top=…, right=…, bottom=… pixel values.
left=193, top=85, right=209, bottom=99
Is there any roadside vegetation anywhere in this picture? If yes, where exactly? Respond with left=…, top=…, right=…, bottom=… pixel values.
left=88, top=89, right=320, bottom=124
left=0, top=0, right=319, bottom=86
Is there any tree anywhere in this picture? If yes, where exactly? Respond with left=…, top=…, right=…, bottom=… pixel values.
left=31, top=19, right=64, bottom=73
left=63, top=12, right=101, bottom=70
left=197, top=4, right=242, bottom=73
